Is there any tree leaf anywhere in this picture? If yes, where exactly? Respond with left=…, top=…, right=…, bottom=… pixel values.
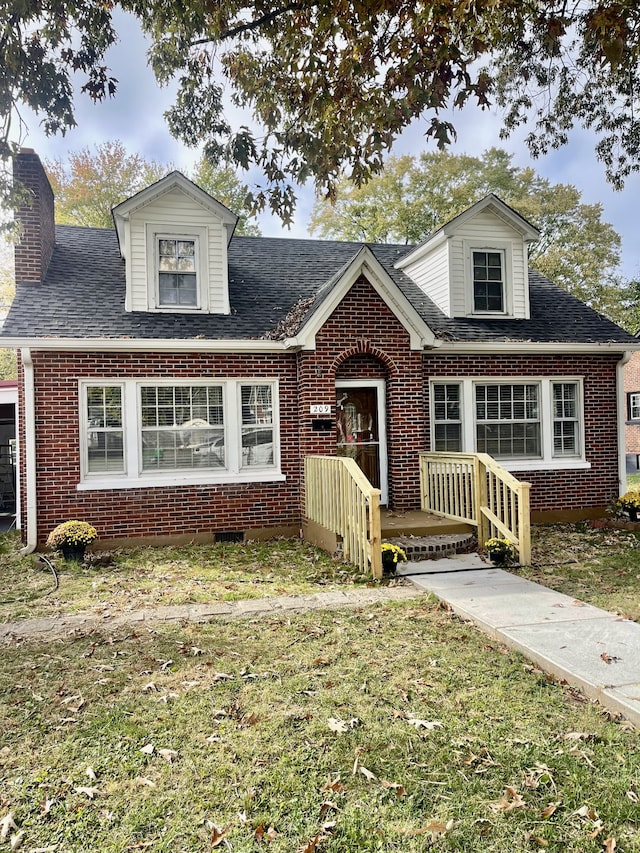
left=0, top=813, right=18, bottom=843
left=74, top=786, right=101, bottom=798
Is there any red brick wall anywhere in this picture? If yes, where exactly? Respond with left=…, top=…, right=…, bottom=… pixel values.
left=21, top=279, right=625, bottom=544
left=13, top=151, right=55, bottom=285
left=623, top=351, right=640, bottom=454
left=424, top=353, right=622, bottom=513
left=29, top=351, right=300, bottom=544
left=297, top=276, right=425, bottom=510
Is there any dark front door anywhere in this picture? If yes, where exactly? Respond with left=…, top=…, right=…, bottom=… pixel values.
left=336, top=384, right=387, bottom=501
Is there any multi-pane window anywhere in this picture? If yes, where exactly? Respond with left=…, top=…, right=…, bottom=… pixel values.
left=140, top=385, right=224, bottom=471
left=81, top=380, right=279, bottom=484
left=158, top=238, right=197, bottom=306
left=241, top=385, right=274, bottom=468
left=628, top=392, right=640, bottom=421
left=476, top=384, right=541, bottom=458
left=86, top=385, right=125, bottom=474
left=433, top=383, right=462, bottom=451
left=473, top=250, right=504, bottom=312
left=552, top=382, right=579, bottom=457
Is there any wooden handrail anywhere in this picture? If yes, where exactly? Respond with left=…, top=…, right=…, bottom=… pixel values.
left=304, top=455, right=382, bottom=578
left=419, top=451, right=531, bottom=565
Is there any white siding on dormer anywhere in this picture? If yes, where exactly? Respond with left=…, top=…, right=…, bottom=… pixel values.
left=127, top=187, right=229, bottom=314
left=449, top=209, right=529, bottom=319
left=399, top=240, right=452, bottom=316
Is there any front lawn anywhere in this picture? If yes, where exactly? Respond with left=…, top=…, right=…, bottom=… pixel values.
left=1, top=600, right=639, bottom=852
left=0, top=534, right=364, bottom=623
left=519, top=524, right=640, bottom=622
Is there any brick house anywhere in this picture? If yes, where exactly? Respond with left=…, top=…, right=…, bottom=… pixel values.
left=3, top=150, right=638, bottom=551
left=624, top=349, right=640, bottom=467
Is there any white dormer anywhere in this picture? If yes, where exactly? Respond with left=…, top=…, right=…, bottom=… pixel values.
left=395, top=195, right=540, bottom=320
left=112, top=172, right=238, bottom=314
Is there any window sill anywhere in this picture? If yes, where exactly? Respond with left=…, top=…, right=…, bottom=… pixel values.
left=77, top=471, right=286, bottom=491
left=500, top=460, right=591, bottom=473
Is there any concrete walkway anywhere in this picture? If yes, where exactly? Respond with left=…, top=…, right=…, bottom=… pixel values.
left=398, top=554, right=640, bottom=727
left=0, top=586, right=420, bottom=643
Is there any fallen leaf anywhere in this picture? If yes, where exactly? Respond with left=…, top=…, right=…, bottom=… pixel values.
left=603, top=839, right=616, bottom=852
left=322, top=777, right=345, bottom=794
left=600, top=652, right=621, bottom=664
left=406, top=718, right=443, bottom=730
left=158, top=749, right=178, bottom=764
left=74, top=786, right=100, bottom=799
left=359, top=766, right=377, bottom=781
left=490, top=786, right=526, bottom=812
left=0, top=813, right=18, bottom=843
left=540, top=801, right=561, bottom=819
left=327, top=718, right=348, bottom=733
left=301, top=833, right=321, bottom=853
left=86, top=766, right=97, bottom=780
left=210, top=824, right=229, bottom=848
left=319, top=801, right=338, bottom=816
left=626, top=790, right=638, bottom=802
left=140, top=744, right=155, bottom=755
left=10, top=831, right=24, bottom=850
left=134, top=777, right=156, bottom=788
left=381, top=780, right=406, bottom=797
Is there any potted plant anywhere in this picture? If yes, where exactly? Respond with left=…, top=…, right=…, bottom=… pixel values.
left=381, top=543, right=407, bottom=575
left=614, top=490, right=640, bottom=522
left=484, top=537, right=516, bottom=566
left=46, top=520, right=98, bottom=562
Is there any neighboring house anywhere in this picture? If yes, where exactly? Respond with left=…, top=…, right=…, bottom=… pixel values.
left=2, top=149, right=638, bottom=550
left=624, top=347, right=640, bottom=468
left=0, top=380, right=17, bottom=523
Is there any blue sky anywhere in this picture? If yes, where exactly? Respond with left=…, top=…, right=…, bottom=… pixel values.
left=16, top=10, right=640, bottom=279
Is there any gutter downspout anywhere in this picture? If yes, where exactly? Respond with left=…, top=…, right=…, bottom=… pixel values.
left=617, top=351, right=632, bottom=497
left=19, top=348, right=37, bottom=555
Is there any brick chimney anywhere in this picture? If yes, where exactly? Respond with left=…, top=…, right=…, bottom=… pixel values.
left=13, top=149, right=55, bottom=285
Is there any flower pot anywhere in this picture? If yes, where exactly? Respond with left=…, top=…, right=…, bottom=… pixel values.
left=629, top=507, right=638, bottom=523
left=60, top=543, right=86, bottom=562
left=382, top=556, right=397, bottom=575
left=490, top=553, right=508, bottom=566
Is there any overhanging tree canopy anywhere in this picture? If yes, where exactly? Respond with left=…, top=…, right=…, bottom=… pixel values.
left=3, top=1, right=640, bottom=219
left=310, top=149, right=634, bottom=327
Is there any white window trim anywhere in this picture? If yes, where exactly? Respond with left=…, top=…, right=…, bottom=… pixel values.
left=430, top=377, right=589, bottom=472
left=145, top=224, right=209, bottom=313
left=78, top=378, right=284, bottom=491
left=463, top=240, right=513, bottom=317
left=628, top=391, right=640, bottom=421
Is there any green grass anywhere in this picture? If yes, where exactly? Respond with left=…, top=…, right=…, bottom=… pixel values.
left=0, top=534, right=365, bottom=622
left=517, top=524, right=640, bottom=621
left=627, top=472, right=640, bottom=488
left=1, top=601, right=639, bottom=852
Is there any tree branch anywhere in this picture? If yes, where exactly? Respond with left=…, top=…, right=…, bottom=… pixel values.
left=190, top=2, right=308, bottom=45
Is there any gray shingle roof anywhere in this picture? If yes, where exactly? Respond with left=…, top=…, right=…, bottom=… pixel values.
left=1, top=224, right=635, bottom=346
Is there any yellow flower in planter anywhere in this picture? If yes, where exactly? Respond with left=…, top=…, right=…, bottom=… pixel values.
left=484, top=537, right=516, bottom=564
left=381, top=543, right=407, bottom=570
left=47, top=520, right=98, bottom=550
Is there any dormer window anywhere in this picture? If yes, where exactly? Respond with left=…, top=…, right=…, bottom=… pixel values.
left=158, top=237, right=198, bottom=307
left=473, top=250, right=504, bottom=312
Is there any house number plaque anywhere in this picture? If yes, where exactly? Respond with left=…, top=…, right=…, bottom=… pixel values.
left=310, top=404, right=331, bottom=414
